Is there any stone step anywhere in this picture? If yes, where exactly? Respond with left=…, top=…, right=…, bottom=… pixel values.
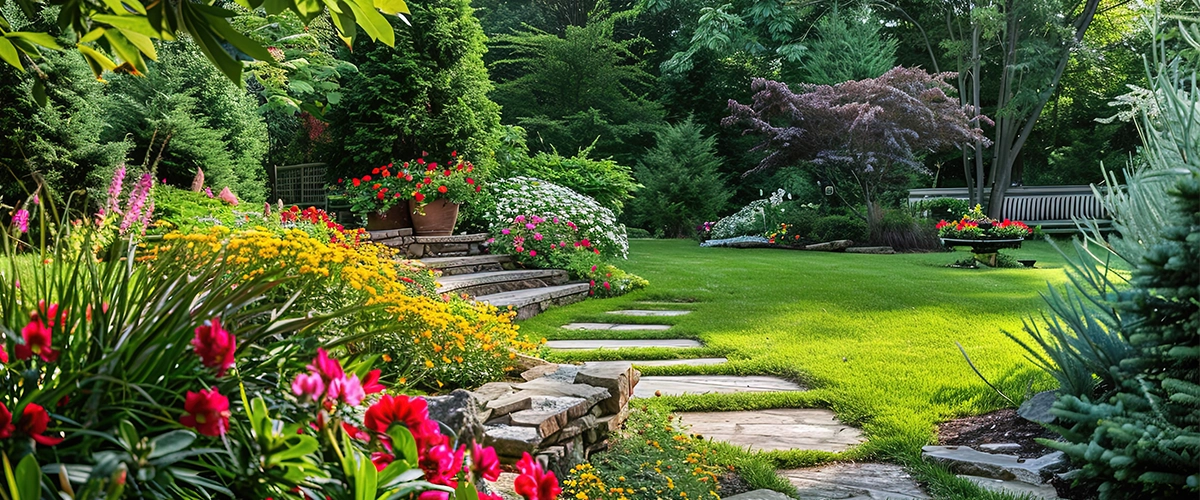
left=605, top=309, right=691, bottom=317
left=545, top=339, right=702, bottom=350
left=370, top=232, right=490, bottom=258
left=582, top=358, right=727, bottom=369
left=419, top=254, right=514, bottom=276
left=562, top=323, right=672, bottom=331
left=781, top=462, right=929, bottom=499
left=677, top=408, right=865, bottom=453
left=635, top=375, right=803, bottom=397
left=437, top=269, right=569, bottom=296
left=475, top=283, right=591, bottom=320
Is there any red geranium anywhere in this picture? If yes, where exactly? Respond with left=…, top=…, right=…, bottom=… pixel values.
left=0, top=402, right=14, bottom=438
left=192, top=317, right=236, bottom=377
left=514, top=452, right=560, bottom=500
left=180, top=387, right=231, bottom=437
left=16, top=317, right=58, bottom=362
left=19, top=403, right=64, bottom=446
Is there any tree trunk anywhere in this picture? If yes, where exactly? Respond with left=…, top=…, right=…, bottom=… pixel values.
left=985, top=0, right=1101, bottom=218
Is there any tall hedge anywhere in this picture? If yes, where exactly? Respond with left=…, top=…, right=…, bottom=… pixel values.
left=326, top=0, right=501, bottom=177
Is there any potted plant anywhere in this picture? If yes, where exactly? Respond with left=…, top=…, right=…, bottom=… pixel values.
left=408, top=152, right=482, bottom=236
left=338, top=163, right=416, bottom=230
left=937, top=204, right=1033, bottom=266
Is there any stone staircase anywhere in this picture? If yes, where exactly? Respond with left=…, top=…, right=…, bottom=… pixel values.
left=366, top=230, right=589, bottom=319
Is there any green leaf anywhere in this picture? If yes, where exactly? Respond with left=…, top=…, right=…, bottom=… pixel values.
left=92, top=14, right=159, bottom=38
left=32, top=79, right=47, bottom=107
left=326, top=91, right=342, bottom=105
left=117, top=420, right=140, bottom=450
left=148, top=430, right=196, bottom=459
left=249, top=397, right=270, bottom=438
left=345, top=0, right=393, bottom=46
left=5, top=32, right=62, bottom=50
left=387, top=426, right=419, bottom=466
left=14, top=454, right=41, bottom=500
left=205, top=15, right=275, bottom=62
left=77, top=44, right=119, bottom=72
left=373, top=0, right=408, bottom=16
left=181, top=9, right=242, bottom=83
left=102, top=30, right=147, bottom=74
left=118, top=28, right=157, bottom=60
left=0, top=37, right=21, bottom=70
left=266, top=435, right=319, bottom=465
left=453, top=476, right=479, bottom=500
left=355, top=451, right=378, bottom=500
left=288, top=79, right=315, bottom=94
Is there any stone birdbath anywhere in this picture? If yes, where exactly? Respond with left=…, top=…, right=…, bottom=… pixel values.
left=941, top=237, right=1024, bottom=267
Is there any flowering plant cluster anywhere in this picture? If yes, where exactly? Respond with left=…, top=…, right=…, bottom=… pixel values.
left=336, top=152, right=484, bottom=216
left=0, top=195, right=553, bottom=499
left=710, top=188, right=790, bottom=240
left=488, top=214, right=598, bottom=268
left=570, top=259, right=649, bottom=299
left=561, top=407, right=723, bottom=500
left=488, top=177, right=628, bottom=259
left=339, top=161, right=418, bottom=214
left=409, top=152, right=483, bottom=206
left=936, top=204, right=1032, bottom=239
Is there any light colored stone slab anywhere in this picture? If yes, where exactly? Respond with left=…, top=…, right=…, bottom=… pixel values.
left=677, top=408, right=864, bottom=453
left=921, top=446, right=1067, bottom=484
left=781, top=462, right=929, bottom=499
left=583, top=358, right=727, bottom=369
left=545, top=339, right=702, bottom=350
left=723, top=490, right=792, bottom=500
left=606, top=309, right=692, bottom=317
left=958, top=475, right=1061, bottom=499
left=635, top=376, right=803, bottom=397
left=562, top=323, right=672, bottom=331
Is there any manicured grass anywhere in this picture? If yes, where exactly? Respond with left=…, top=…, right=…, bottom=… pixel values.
left=520, top=239, right=1085, bottom=498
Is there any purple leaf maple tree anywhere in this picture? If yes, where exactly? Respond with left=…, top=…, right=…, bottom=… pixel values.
left=724, top=67, right=992, bottom=224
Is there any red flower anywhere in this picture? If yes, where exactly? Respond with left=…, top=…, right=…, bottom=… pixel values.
left=371, top=452, right=395, bottom=471
left=180, top=387, right=231, bottom=437
left=192, top=317, right=236, bottom=377
left=475, top=186, right=481, bottom=193
left=364, top=395, right=443, bottom=451
left=514, top=453, right=560, bottom=500
left=421, top=443, right=463, bottom=486
left=0, top=402, right=14, bottom=438
left=352, top=178, right=361, bottom=187
left=0, top=343, right=7, bottom=363
left=935, top=220, right=949, bottom=230
left=414, top=193, right=426, bottom=202
left=472, top=443, right=501, bottom=481
left=423, top=177, right=432, bottom=184
left=451, top=151, right=457, bottom=157
left=16, top=318, right=58, bottom=362
left=442, top=170, right=451, bottom=177
left=405, top=174, right=413, bottom=182
left=372, top=168, right=380, bottom=174
left=19, top=403, right=63, bottom=446
left=377, top=191, right=386, bottom=200
left=363, top=369, right=385, bottom=394
left=382, top=170, right=391, bottom=177
left=338, top=178, right=344, bottom=184
left=437, top=185, right=448, bottom=194
left=417, top=158, right=426, bottom=165
left=363, top=175, right=372, bottom=182
left=466, top=178, right=474, bottom=185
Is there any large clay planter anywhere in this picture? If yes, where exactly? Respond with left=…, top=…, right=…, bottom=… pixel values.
left=365, top=204, right=412, bottom=230
left=409, top=199, right=460, bottom=236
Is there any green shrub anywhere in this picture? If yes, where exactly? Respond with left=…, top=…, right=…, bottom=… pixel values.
left=627, top=119, right=730, bottom=237
left=564, top=252, right=648, bottom=298
left=152, top=186, right=274, bottom=234
left=911, top=197, right=970, bottom=223
left=809, top=215, right=868, bottom=243
left=501, top=147, right=639, bottom=216
left=626, top=227, right=652, bottom=238
left=873, top=208, right=941, bottom=251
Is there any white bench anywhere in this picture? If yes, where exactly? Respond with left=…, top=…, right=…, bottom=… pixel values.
left=909, top=186, right=1113, bottom=234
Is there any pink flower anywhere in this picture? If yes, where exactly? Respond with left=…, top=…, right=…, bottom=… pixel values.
left=17, top=318, right=58, bottom=362
left=0, top=344, right=7, bottom=363
left=525, top=223, right=536, bottom=230
left=192, top=317, right=236, bottom=377
left=204, top=187, right=214, bottom=198
left=328, top=374, right=365, bottom=406
left=180, top=387, right=231, bottom=437
left=550, top=244, right=556, bottom=249
left=308, top=348, right=344, bottom=383
left=552, top=217, right=559, bottom=224
left=472, top=443, right=501, bottom=481
left=13, top=209, right=29, bottom=233
left=218, top=187, right=239, bottom=206
left=514, top=452, right=561, bottom=500
left=590, top=265, right=597, bottom=272
left=0, top=402, right=13, bottom=438
left=529, top=250, right=537, bottom=257
left=363, top=369, right=386, bottom=394
left=515, top=215, right=525, bottom=223
left=120, top=174, right=153, bottom=233
left=533, top=233, right=543, bottom=241
left=371, top=451, right=395, bottom=471
left=501, top=228, right=510, bottom=235
left=292, top=372, right=325, bottom=402
left=106, top=165, right=126, bottom=216
left=603, top=282, right=610, bottom=290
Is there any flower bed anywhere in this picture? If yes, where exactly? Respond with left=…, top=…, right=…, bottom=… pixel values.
left=936, top=204, right=1032, bottom=240
left=488, top=177, right=628, bottom=259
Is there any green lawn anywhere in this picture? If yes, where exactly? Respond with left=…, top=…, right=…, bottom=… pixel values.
left=519, top=239, right=1084, bottom=498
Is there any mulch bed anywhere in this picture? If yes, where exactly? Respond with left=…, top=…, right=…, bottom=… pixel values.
left=937, top=408, right=1057, bottom=459
left=717, top=472, right=754, bottom=497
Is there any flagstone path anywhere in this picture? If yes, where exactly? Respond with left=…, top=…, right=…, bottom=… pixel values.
left=541, top=303, right=931, bottom=499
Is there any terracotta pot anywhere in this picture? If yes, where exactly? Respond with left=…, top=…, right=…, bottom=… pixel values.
left=365, top=204, right=412, bottom=230
left=409, top=199, right=460, bottom=236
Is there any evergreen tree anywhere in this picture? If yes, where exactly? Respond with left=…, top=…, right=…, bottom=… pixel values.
left=0, top=7, right=128, bottom=203
left=791, top=6, right=897, bottom=85
left=102, top=40, right=269, bottom=202
left=627, top=118, right=729, bottom=237
left=326, top=0, right=501, bottom=177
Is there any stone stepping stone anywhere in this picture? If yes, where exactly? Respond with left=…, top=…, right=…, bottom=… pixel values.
left=635, top=376, right=803, bottom=398
left=676, top=408, right=864, bottom=453
left=545, top=339, right=701, bottom=350
left=921, top=446, right=1066, bottom=484
left=582, top=358, right=727, bottom=370
left=959, top=475, right=1061, bottom=499
left=605, top=309, right=691, bottom=317
left=723, top=490, right=791, bottom=500
left=562, top=323, right=672, bottom=331
left=780, top=462, right=929, bottom=499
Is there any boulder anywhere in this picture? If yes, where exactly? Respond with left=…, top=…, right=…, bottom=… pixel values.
left=426, top=390, right=484, bottom=443
left=846, top=246, right=895, bottom=254
left=723, top=490, right=793, bottom=500
left=508, top=397, right=588, bottom=437
left=190, top=168, right=205, bottom=192
left=1018, top=391, right=1057, bottom=425
left=484, top=425, right=543, bottom=458
left=921, top=446, right=1068, bottom=484
left=511, top=378, right=610, bottom=406
left=574, top=362, right=639, bottom=415
left=521, top=364, right=564, bottom=381
left=486, top=393, right=533, bottom=416
left=804, top=240, right=853, bottom=251
left=509, top=349, right=552, bottom=372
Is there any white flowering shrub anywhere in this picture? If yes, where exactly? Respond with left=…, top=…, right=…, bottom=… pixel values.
left=488, top=177, right=629, bottom=258
left=710, top=189, right=789, bottom=239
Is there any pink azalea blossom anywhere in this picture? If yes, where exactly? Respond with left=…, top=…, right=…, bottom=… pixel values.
left=292, top=372, right=325, bottom=401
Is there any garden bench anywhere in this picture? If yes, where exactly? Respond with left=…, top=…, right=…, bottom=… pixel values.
left=909, top=185, right=1113, bottom=234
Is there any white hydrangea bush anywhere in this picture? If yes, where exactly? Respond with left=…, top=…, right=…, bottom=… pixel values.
left=488, top=177, right=629, bottom=258
left=710, top=188, right=789, bottom=239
